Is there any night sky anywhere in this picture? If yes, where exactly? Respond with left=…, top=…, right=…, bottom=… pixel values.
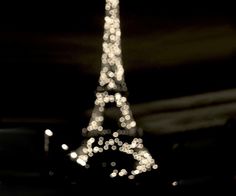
left=0, top=1, right=235, bottom=126
left=0, top=1, right=235, bottom=194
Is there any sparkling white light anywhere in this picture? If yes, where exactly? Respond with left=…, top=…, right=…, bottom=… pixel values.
left=45, top=129, right=53, bottom=137
left=70, top=0, right=158, bottom=179
left=73, top=135, right=157, bottom=178
left=98, top=0, right=126, bottom=92
left=69, top=0, right=158, bottom=179
left=61, top=144, right=69, bottom=151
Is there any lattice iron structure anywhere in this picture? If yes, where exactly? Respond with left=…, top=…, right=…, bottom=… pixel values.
left=45, top=0, right=158, bottom=180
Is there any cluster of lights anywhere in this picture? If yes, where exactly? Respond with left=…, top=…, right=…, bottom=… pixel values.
left=44, top=0, right=158, bottom=180
left=84, top=91, right=136, bottom=136
left=70, top=0, right=158, bottom=179
left=70, top=136, right=157, bottom=179
left=99, top=0, right=126, bottom=91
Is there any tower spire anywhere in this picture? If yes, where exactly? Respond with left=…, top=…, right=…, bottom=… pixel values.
left=70, top=0, right=158, bottom=179
left=98, top=0, right=126, bottom=92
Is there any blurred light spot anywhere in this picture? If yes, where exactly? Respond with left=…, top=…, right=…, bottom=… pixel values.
left=153, top=164, right=158, bottom=169
left=128, top=175, right=134, bottom=180
left=113, top=132, right=119, bottom=137
left=172, top=181, right=178, bottom=187
left=61, top=144, right=69, bottom=150
left=70, top=152, right=77, bottom=159
left=45, top=129, right=53, bottom=136
left=49, top=171, right=54, bottom=176
left=76, top=158, right=86, bottom=166
left=110, top=172, right=117, bottom=178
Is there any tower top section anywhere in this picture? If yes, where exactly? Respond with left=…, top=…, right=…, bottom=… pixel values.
left=98, top=0, right=127, bottom=92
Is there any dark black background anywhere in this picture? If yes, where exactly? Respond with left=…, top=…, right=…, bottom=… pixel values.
left=0, top=1, right=235, bottom=195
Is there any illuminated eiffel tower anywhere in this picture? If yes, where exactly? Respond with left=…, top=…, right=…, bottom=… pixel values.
left=69, top=0, right=158, bottom=179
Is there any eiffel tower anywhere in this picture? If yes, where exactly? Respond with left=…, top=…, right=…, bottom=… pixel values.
left=69, top=0, right=158, bottom=180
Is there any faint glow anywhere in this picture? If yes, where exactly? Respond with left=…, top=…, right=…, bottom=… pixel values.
left=111, top=145, right=117, bottom=150
left=104, top=145, right=109, bottom=150
left=82, top=148, right=88, bottom=153
left=128, top=175, right=134, bottom=180
left=45, top=129, right=53, bottom=137
left=102, top=162, right=107, bottom=167
left=88, top=152, right=93, bottom=157
left=119, top=117, right=124, bottom=122
left=49, top=171, right=54, bottom=176
left=79, top=155, right=88, bottom=162
left=61, top=144, right=69, bottom=150
left=113, top=169, right=118, bottom=173
left=111, top=162, right=116, bottom=167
